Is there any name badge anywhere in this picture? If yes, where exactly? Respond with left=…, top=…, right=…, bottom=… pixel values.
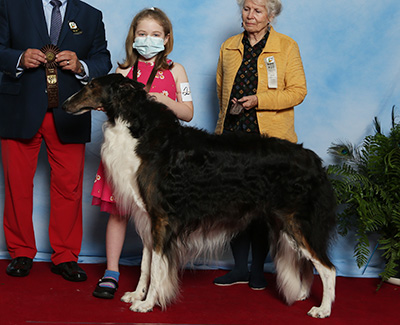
left=264, top=56, right=278, bottom=89
left=69, top=21, right=83, bottom=35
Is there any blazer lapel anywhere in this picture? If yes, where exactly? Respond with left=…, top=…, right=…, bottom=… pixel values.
left=58, top=0, right=79, bottom=46
left=26, top=0, right=51, bottom=45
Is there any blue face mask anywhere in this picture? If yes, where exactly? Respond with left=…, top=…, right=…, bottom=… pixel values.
left=132, top=36, right=165, bottom=59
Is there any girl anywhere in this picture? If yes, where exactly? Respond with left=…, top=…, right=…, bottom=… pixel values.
left=92, top=7, right=194, bottom=299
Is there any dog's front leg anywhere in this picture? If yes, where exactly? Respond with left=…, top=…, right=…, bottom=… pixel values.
left=121, top=245, right=152, bottom=303
left=307, top=259, right=336, bottom=318
left=129, top=249, right=178, bottom=312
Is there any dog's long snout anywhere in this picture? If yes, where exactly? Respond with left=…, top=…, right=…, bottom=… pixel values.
left=62, top=91, right=81, bottom=114
left=62, top=84, right=98, bottom=115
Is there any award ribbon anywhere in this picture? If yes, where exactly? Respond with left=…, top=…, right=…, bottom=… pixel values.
left=41, top=44, right=60, bottom=108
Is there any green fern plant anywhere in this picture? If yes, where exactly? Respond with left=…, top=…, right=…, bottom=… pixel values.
left=327, top=106, right=400, bottom=287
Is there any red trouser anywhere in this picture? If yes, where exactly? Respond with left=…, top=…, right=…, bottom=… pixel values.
left=1, top=112, right=85, bottom=265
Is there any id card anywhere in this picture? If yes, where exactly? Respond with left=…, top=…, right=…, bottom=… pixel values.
left=264, top=56, right=278, bottom=89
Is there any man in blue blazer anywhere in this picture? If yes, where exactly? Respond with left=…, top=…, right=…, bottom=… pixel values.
left=0, top=0, right=112, bottom=281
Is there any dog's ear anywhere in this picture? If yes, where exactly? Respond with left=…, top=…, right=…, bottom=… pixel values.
left=132, top=80, right=145, bottom=90
left=116, top=78, right=147, bottom=105
left=118, top=78, right=145, bottom=91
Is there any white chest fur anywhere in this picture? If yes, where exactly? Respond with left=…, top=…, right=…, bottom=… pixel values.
left=101, top=118, right=146, bottom=215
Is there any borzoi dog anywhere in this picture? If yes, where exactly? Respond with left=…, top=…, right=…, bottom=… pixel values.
left=63, top=73, right=337, bottom=318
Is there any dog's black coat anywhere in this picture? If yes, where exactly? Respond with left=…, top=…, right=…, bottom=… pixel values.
left=63, top=73, right=337, bottom=317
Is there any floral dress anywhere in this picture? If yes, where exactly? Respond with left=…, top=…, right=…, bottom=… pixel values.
left=91, top=60, right=177, bottom=214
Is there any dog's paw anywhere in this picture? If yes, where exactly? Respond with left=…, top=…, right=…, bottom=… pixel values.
left=307, top=306, right=331, bottom=318
left=296, top=294, right=308, bottom=301
left=129, top=300, right=154, bottom=313
left=296, top=289, right=310, bottom=301
left=121, top=291, right=143, bottom=303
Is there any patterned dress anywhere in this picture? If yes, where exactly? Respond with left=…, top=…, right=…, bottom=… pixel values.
left=91, top=60, right=177, bottom=214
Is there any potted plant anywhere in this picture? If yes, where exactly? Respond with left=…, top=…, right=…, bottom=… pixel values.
left=327, top=106, right=400, bottom=287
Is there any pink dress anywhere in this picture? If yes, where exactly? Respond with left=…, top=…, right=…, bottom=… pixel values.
left=91, top=60, right=177, bottom=214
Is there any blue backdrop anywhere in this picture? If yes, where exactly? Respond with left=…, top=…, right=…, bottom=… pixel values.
left=1, top=0, right=399, bottom=278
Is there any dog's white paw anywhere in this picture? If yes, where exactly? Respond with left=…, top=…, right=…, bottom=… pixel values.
left=296, top=288, right=310, bottom=301
left=121, top=291, right=144, bottom=303
left=129, top=299, right=154, bottom=313
left=307, top=306, right=331, bottom=318
left=296, top=293, right=308, bottom=301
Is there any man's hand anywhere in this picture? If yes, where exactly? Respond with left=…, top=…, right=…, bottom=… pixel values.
left=20, top=49, right=47, bottom=69
left=56, top=50, right=84, bottom=75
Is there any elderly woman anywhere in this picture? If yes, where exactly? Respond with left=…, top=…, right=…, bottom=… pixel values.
left=214, top=0, right=307, bottom=289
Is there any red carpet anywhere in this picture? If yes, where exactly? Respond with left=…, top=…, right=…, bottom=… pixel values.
left=0, top=260, right=398, bottom=324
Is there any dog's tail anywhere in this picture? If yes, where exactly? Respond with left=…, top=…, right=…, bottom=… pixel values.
left=274, top=232, right=314, bottom=305
left=150, top=249, right=181, bottom=310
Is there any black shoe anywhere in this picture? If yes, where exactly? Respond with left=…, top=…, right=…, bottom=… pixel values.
left=249, top=275, right=267, bottom=290
left=213, top=270, right=250, bottom=286
left=6, top=257, right=33, bottom=277
left=51, top=261, right=87, bottom=282
left=93, top=277, right=119, bottom=299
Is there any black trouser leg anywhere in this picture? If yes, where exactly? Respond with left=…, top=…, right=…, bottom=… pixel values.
left=230, top=229, right=251, bottom=272
left=249, top=220, right=269, bottom=288
left=213, top=230, right=250, bottom=285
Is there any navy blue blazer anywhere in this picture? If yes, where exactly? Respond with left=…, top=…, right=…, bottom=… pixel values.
left=0, top=0, right=112, bottom=143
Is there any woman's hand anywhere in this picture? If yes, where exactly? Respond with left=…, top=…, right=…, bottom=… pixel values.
left=236, top=95, right=258, bottom=110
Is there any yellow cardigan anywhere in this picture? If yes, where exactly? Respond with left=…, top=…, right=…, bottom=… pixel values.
left=215, top=27, right=307, bottom=143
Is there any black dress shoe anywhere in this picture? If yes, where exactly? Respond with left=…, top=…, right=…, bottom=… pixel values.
left=51, top=261, right=87, bottom=282
left=6, top=257, right=33, bottom=277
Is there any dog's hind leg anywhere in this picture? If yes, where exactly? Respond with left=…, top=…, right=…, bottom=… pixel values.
left=121, top=245, right=152, bottom=303
left=297, top=258, right=314, bottom=301
left=299, top=246, right=336, bottom=318
left=306, top=255, right=336, bottom=318
left=128, top=249, right=179, bottom=312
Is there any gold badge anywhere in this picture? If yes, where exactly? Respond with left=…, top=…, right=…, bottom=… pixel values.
left=45, top=51, right=56, bottom=63
left=40, top=44, right=60, bottom=68
left=47, top=74, right=57, bottom=84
